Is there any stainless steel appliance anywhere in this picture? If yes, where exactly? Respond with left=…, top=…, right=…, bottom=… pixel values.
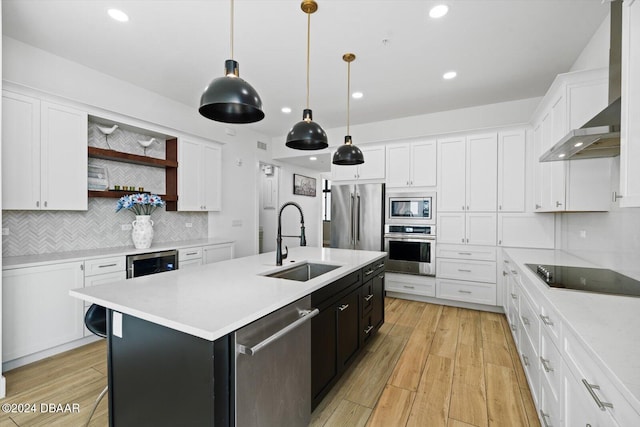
left=126, top=249, right=178, bottom=278
left=525, top=264, right=640, bottom=298
left=234, top=295, right=319, bottom=427
left=384, top=224, right=436, bottom=276
left=331, top=183, right=384, bottom=251
left=386, top=191, right=436, bottom=225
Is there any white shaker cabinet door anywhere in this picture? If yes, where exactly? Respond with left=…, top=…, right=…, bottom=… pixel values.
left=466, top=213, right=497, bottom=246
left=385, top=144, right=411, bottom=187
left=466, top=133, right=497, bottom=212
left=356, top=146, right=385, bottom=180
left=2, top=262, right=85, bottom=361
left=438, top=136, right=466, bottom=212
left=621, top=0, right=640, bottom=207
left=437, top=212, right=466, bottom=245
left=498, top=130, right=526, bottom=212
left=178, top=138, right=203, bottom=211
left=202, top=143, right=222, bottom=211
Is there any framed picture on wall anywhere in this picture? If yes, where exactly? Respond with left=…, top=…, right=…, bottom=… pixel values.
left=293, top=174, right=316, bottom=197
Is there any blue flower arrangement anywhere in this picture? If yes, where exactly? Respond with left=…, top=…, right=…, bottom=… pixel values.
left=116, top=193, right=165, bottom=215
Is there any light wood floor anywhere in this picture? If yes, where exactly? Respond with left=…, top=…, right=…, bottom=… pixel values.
left=0, top=297, right=539, bottom=427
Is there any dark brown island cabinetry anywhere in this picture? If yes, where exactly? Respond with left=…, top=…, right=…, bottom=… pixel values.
left=310, top=258, right=386, bottom=409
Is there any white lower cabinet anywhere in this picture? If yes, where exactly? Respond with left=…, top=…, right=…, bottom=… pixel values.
left=83, top=256, right=126, bottom=336
left=385, top=272, right=435, bottom=297
left=2, top=262, right=85, bottom=362
left=178, top=243, right=234, bottom=268
left=435, top=244, right=497, bottom=306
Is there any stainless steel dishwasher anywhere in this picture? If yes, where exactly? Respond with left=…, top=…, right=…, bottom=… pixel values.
left=234, top=295, right=318, bottom=427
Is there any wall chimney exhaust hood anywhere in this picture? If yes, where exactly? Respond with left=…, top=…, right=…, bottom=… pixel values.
left=540, top=0, right=622, bottom=162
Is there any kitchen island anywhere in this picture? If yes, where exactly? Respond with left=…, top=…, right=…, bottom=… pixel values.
left=70, top=246, right=386, bottom=426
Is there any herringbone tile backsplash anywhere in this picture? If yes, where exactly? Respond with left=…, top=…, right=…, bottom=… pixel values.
left=2, top=198, right=207, bottom=257
left=2, top=122, right=208, bottom=257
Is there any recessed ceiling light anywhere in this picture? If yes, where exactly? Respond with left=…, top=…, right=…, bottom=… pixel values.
left=352, top=92, right=363, bottom=99
left=574, top=142, right=584, bottom=147
left=443, top=71, right=457, bottom=80
left=108, top=8, right=129, bottom=22
left=429, top=5, right=449, bottom=19
left=310, top=156, right=317, bottom=161
left=558, top=153, right=566, bottom=158
left=281, top=107, right=292, bottom=114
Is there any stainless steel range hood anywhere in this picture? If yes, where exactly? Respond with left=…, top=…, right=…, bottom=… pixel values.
left=540, top=0, right=622, bottom=162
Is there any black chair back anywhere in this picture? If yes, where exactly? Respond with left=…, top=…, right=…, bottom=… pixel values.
left=84, top=304, right=107, bottom=338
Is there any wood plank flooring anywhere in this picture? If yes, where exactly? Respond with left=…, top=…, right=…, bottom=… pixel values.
left=0, top=297, right=539, bottom=427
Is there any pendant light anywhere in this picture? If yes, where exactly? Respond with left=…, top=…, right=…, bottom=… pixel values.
left=199, top=0, right=264, bottom=124
left=285, top=0, right=328, bottom=150
left=333, top=53, right=364, bottom=165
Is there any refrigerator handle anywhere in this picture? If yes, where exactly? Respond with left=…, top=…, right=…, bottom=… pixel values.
left=356, top=194, right=361, bottom=242
left=350, top=193, right=355, bottom=245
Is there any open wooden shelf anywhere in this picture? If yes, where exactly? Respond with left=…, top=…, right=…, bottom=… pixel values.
left=88, top=146, right=178, bottom=168
left=88, top=138, right=178, bottom=211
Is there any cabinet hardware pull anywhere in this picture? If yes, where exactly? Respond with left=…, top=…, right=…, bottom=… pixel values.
left=80, top=264, right=84, bottom=271
left=338, top=304, right=349, bottom=311
left=555, top=201, right=563, bottom=207
left=511, top=293, right=518, bottom=300
left=540, top=314, right=554, bottom=326
left=498, top=240, right=502, bottom=245
left=364, top=269, right=375, bottom=276
left=458, top=252, right=472, bottom=255
left=539, top=410, right=552, bottom=427
left=522, top=354, right=529, bottom=366
left=511, top=269, right=518, bottom=275
left=376, top=262, right=385, bottom=269
left=461, top=238, right=465, bottom=243
left=521, top=316, right=530, bottom=326
left=540, top=356, right=554, bottom=373
left=403, top=285, right=415, bottom=289
left=613, top=191, right=624, bottom=202
left=186, top=252, right=198, bottom=256
left=36, top=201, right=40, bottom=208
left=503, top=271, right=508, bottom=276
left=98, top=263, right=117, bottom=268
left=458, top=269, right=472, bottom=273
left=364, top=325, right=374, bottom=334
left=44, top=201, right=48, bottom=207
left=458, top=290, right=472, bottom=294
left=504, top=260, right=510, bottom=264
left=364, top=294, right=374, bottom=302
left=510, top=323, right=517, bottom=332
left=462, top=205, right=465, bottom=210
left=581, top=379, right=614, bottom=411
left=378, top=274, right=384, bottom=279
left=535, top=204, right=541, bottom=209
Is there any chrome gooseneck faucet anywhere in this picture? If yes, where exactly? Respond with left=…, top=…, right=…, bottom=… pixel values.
left=276, top=202, right=307, bottom=266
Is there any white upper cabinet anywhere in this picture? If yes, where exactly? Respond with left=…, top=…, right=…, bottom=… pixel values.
left=620, top=0, right=640, bottom=207
left=438, top=133, right=497, bottom=213
left=531, top=68, right=611, bottom=212
left=331, top=146, right=385, bottom=182
left=178, top=138, right=222, bottom=211
left=498, top=129, right=526, bottom=212
left=2, top=91, right=88, bottom=210
left=385, top=140, right=436, bottom=188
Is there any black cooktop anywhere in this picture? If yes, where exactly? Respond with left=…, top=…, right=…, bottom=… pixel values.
left=525, top=264, right=640, bottom=298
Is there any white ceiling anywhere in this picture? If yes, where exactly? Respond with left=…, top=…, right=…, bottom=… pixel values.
left=2, top=0, right=608, bottom=172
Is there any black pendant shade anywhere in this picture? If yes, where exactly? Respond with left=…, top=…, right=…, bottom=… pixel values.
left=332, top=135, right=364, bottom=165
left=199, top=60, right=264, bottom=124
left=285, top=109, right=328, bottom=150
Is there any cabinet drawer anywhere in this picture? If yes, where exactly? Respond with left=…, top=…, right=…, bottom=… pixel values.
left=203, top=244, right=233, bottom=264
left=436, top=244, right=496, bottom=261
left=564, top=329, right=640, bottom=424
left=519, top=330, right=540, bottom=406
left=385, top=272, right=435, bottom=297
left=436, top=278, right=497, bottom=305
left=179, top=247, right=202, bottom=262
left=540, top=329, right=563, bottom=403
left=437, top=258, right=497, bottom=283
left=539, top=377, right=562, bottom=427
left=538, top=299, right=562, bottom=349
left=518, top=289, right=540, bottom=355
left=84, top=256, right=125, bottom=276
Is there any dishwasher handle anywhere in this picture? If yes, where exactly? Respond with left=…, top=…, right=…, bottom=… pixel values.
left=237, top=308, right=319, bottom=356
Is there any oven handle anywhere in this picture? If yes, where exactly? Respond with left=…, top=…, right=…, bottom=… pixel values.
left=384, top=235, right=436, bottom=242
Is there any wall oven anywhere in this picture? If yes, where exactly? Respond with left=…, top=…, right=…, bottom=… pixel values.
left=386, top=191, right=436, bottom=225
left=126, top=249, right=178, bottom=278
left=384, top=224, right=436, bottom=276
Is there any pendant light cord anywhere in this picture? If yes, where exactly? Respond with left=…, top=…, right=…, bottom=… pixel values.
left=306, top=11, right=311, bottom=109
left=230, top=0, right=234, bottom=60
left=347, top=60, right=351, bottom=135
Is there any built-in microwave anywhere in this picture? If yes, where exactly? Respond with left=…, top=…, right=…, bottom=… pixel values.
left=386, top=192, right=436, bottom=225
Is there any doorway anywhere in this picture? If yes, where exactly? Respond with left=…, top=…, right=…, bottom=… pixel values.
left=258, top=162, right=279, bottom=254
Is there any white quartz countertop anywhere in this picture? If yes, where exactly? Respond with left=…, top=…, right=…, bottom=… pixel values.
left=2, top=238, right=234, bottom=270
left=70, top=247, right=386, bottom=342
left=503, top=248, right=640, bottom=414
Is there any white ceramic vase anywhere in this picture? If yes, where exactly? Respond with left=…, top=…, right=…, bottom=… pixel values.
left=131, top=215, right=154, bottom=249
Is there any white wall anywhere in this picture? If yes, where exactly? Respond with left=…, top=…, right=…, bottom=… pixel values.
left=570, top=12, right=610, bottom=72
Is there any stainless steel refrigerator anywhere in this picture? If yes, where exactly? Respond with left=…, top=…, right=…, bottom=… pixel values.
left=330, top=183, right=385, bottom=251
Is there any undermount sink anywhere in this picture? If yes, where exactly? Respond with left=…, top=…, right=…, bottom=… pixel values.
left=263, top=262, right=341, bottom=282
